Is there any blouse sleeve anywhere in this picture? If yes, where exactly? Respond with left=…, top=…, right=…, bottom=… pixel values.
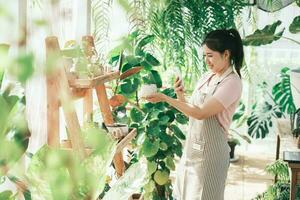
left=212, top=75, right=242, bottom=109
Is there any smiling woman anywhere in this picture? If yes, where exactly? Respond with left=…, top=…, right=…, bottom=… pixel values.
left=145, top=28, right=244, bottom=200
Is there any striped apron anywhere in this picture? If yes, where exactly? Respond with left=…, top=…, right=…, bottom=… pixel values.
left=173, top=72, right=231, bottom=200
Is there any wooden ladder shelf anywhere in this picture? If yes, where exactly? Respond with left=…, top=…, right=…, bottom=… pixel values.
left=45, top=36, right=136, bottom=177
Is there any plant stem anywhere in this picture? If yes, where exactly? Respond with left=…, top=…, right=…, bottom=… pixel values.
left=135, top=90, right=139, bottom=107
left=282, top=36, right=300, bottom=46
left=113, top=80, right=119, bottom=96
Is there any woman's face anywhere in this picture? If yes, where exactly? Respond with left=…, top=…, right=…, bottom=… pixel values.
left=203, top=44, right=230, bottom=74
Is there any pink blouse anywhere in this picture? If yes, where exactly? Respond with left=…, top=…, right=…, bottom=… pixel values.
left=198, top=72, right=242, bottom=134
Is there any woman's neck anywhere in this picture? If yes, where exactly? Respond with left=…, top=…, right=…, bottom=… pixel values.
left=216, top=66, right=231, bottom=77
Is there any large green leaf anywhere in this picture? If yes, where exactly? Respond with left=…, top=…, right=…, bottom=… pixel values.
left=169, top=124, right=185, bottom=140
left=272, top=67, right=296, bottom=114
left=289, top=16, right=300, bottom=34
left=0, top=96, right=30, bottom=170
left=103, top=162, right=148, bottom=200
left=232, top=102, right=245, bottom=121
left=175, top=113, right=188, bottom=124
left=243, top=21, right=284, bottom=46
left=61, top=45, right=83, bottom=58
left=8, top=53, right=34, bottom=84
left=26, top=127, right=116, bottom=200
left=142, top=138, right=160, bottom=158
left=145, top=53, right=160, bottom=66
left=125, top=55, right=141, bottom=67
left=0, top=95, right=10, bottom=135
left=247, top=102, right=278, bottom=139
left=120, top=78, right=140, bottom=94
left=135, top=35, right=155, bottom=55
left=150, top=70, right=162, bottom=88
left=130, top=107, right=144, bottom=122
left=0, top=191, right=13, bottom=199
left=0, top=44, right=9, bottom=88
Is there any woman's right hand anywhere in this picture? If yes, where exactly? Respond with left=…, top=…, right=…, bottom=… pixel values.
left=174, top=76, right=185, bottom=101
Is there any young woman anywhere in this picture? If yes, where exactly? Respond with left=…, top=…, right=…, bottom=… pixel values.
left=145, top=29, right=244, bottom=200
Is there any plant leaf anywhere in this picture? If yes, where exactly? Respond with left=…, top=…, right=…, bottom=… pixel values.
left=272, top=67, right=296, bottom=114
left=289, top=16, right=300, bottom=34
left=169, top=124, right=185, bottom=140
left=150, top=70, right=162, bottom=88
left=247, top=102, right=276, bottom=139
left=243, top=20, right=284, bottom=46
left=145, top=53, right=160, bottom=66
left=135, top=35, right=155, bottom=54
left=130, top=107, right=144, bottom=122
left=120, top=78, right=139, bottom=94
left=119, top=67, right=143, bottom=80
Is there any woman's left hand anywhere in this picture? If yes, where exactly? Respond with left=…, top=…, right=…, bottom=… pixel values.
left=144, top=93, right=167, bottom=103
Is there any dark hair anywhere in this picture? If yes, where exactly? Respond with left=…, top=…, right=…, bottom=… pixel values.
left=202, top=29, right=244, bottom=78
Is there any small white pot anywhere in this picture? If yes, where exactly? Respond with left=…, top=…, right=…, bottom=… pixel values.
left=106, top=123, right=129, bottom=138
left=139, top=84, right=157, bottom=98
left=290, top=68, right=300, bottom=109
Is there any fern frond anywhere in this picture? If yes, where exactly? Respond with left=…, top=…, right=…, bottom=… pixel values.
left=265, top=159, right=289, bottom=182
left=91, top=0, right=112, bottom=57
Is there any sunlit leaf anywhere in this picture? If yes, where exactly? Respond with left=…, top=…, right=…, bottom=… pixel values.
left=153, top=170, right=169, bottom=185
left=165, top=156, right=175, bottom=170
left=103, top=161, right=147, bottom=200
left=0, top=190, right=13, bottom=199
left=142, top=138, right=160, bottom=158
left=8, top=53, right=34, bottom=83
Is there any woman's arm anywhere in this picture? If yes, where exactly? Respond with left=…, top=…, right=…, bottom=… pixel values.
left=145, top=93, right=224, bottom=120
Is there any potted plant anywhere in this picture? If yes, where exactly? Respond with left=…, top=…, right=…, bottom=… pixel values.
left=246, top=67, right=300, bottom=148
left=108, top=31, right=188, bottom=199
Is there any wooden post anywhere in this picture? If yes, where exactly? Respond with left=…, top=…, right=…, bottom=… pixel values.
left=82, top=36, right=94, bottom=123
left=45, top=36, right=86, bottom=160
left=82, top=35, right=125, bottom=176
left=83, top=89, right=93, bottom=122
left=45, top=36, right=61, bottom=148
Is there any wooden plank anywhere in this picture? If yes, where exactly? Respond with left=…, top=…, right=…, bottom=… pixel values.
left=116, top=129, right=137, bottom=154
left=45, top=36, right=86, bottom=160
left=68, top=71, right=120, bottom=88
left=59, top=66, right=87, bottom=160
left=45, top=37, right=61, bottom=147
left=83, top=89, right=93, bottom=122
left=84, top=35, right=125, bottom=177
left=95, top=84, right=114, bottom=125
